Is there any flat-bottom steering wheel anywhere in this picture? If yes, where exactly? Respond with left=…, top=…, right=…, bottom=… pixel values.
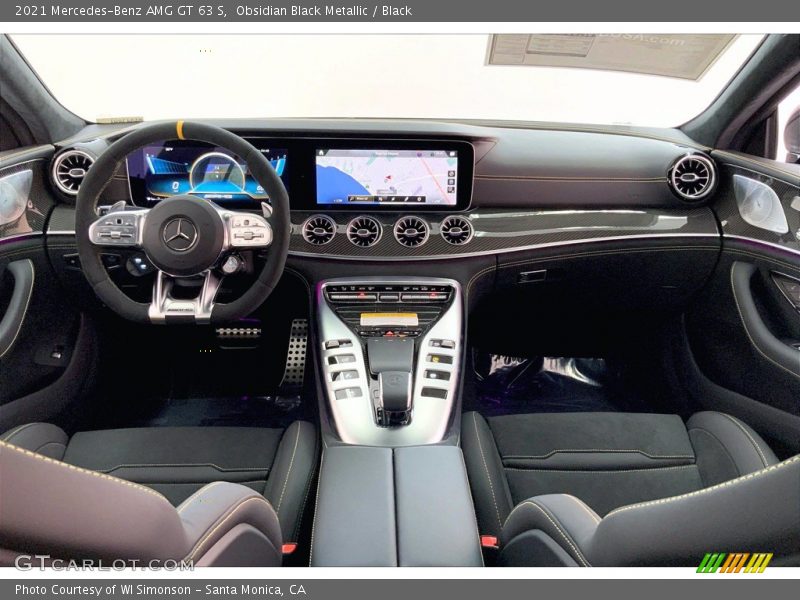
left=75, top=121, right=290, bottom=324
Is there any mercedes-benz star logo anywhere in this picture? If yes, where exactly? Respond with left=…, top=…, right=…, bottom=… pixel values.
left=162, top=218, right=198, bottom=252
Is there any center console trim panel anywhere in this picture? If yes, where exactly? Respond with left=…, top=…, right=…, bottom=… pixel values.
left=316, top=276, right=463, bottom=447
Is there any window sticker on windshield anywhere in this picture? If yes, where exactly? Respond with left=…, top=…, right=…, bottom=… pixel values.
left=486, top=34, right=737, bottom=80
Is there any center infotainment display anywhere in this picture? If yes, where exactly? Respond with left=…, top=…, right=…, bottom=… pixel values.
left=315, top=148, right=458, bottom=207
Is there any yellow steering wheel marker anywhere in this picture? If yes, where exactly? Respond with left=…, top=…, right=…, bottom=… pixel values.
left=176, top=120, right=185, bottom=140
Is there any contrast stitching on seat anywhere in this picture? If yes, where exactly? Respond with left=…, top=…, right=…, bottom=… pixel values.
left=1, top=422, right=45, bottom=442
left=176, top=481, right=228, bottom=513
left=604, top=454, right=800, bottom=518
left=276, top=423, right=301, bottom=514
left=716, top=412, right=770, bottom=468
left=730, top=263, right=800, bottom=381
left=308, top=452, right=325, bottom=566
left=507, top=501, right=591, bottom=567
left=687, top=427, right=741, bottom=478
left=32, top=442, right=67, bottom=455
left=503, top=449, right=695, bottom=460
left=292, top=430, right=320, bottom=542
left=184, top=496, right=275, bottom=562
left=91, top=463, right=271, bottom=473
left=472, top=412, right=503, bottom=532
left=504, top=465, right=697, bottom=474
left=564, top=495, right=601, bottom=524
left=0, top=440, right=170, bottom=503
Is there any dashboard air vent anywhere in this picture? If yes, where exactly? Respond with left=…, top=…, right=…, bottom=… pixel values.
left=440, top=215, right=474, bottom=245
left=669, top=154, right=716, bottom=201
left=346, top=216, right=382, bottom=248
left=52, top=150, right=94, bottom=196
left=393, top=216, right=430, bottom=247
left=302, top=215, right=336, bottom=245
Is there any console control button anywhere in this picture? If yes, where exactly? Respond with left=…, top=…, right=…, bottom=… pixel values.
left=421, top=387, right=448, bottom=399
left=379, top=293, right=400, bottom=302
left=328, top=354, right=356, bottom=365
left=427, top=354, right=453, bottom=365
left=329, top=292, right=378, bottom=302
left=331, top=370, right=359, bottom=382
left=400, top=292, right=449, bottom=302
left=429, top=339, right=455, bottom=349
left=424, top=369, right=451, bottom=381
left=334, top=387, right=363, bottom=400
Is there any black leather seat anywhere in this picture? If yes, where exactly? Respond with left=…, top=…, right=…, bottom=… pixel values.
left=462, top=410, right=800, bottom=566
left=1, top=421, right=317, bottom=547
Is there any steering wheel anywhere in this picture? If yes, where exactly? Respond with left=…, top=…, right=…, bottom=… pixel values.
left=75, top=121, right=290, bottom=324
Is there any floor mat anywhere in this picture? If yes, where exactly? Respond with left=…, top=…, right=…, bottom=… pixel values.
left=465, top=351, right=653, bottom=417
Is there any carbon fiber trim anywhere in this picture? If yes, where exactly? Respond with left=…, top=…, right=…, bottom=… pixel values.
left=288, top=208, right=719, bottom=259
left=0, top=160, right=53, bottom=242
left=715, top=163, right=800, bottom=257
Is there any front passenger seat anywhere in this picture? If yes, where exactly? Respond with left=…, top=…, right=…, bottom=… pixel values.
left=0, top=438, right=283, bottom=566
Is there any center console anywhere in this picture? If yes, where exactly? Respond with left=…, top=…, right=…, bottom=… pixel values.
left=316, top=277, right=463, bottom=447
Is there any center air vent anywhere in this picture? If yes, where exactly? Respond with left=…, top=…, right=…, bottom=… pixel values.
left=346, top=216, right=382, bottom=247
left=302, top=215, right=336, bottom=245
left=393, top=216, right=430, bottom=247
left=52, top=150, right=94, bottom=196
left=669, top=154, right=716, bottom=201
left=440, top=215, right=474, bottom=245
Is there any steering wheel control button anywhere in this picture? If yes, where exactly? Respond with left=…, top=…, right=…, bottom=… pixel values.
left=227, top=212, right=273, bottom=248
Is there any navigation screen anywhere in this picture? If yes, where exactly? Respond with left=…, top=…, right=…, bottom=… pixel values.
left=127, top=142, right=287, bottom=206
left=315, top=149, right=458, bottom=206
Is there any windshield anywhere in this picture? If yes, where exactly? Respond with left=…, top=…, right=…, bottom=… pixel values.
left=11, top=34, right=764, bottom=127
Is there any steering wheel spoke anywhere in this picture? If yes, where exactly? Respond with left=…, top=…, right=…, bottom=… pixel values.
left=148, top=270, right=222, bottom=324
left=88, top=208, right=149, bottom=248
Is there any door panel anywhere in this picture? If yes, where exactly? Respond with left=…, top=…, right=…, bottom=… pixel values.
left=0, top=150, right=92, bottom=430
left=687, top=152, right=800, bottom=449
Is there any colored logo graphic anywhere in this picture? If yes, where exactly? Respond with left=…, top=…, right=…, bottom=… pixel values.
left=697, top=553, right=773, bottom=573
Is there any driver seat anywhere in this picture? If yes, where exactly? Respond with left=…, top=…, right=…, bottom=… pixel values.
left=0, top=421, right=317, bottom=564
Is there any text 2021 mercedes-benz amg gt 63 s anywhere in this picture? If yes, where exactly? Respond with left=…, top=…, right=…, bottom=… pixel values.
left=1, top=33, right=799, bottom=568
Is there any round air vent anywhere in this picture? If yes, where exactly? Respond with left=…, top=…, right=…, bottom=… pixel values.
left=301, top=214, right=336, bottom=245
left=346, top=216, right=382, bottom=247
left=393, top=216, right=430, bottom=247
left=52, top=150, right=94, bottom=196
left=668, top=154, right=716, bottom=201
left=440, top=215, right=474, bottom=245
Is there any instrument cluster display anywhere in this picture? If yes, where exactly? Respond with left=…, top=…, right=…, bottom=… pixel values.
left=126, top=140, right=287, bottom=209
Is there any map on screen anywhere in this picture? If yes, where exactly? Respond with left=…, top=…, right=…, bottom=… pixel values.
left=315, top=149, right=458, bottom=206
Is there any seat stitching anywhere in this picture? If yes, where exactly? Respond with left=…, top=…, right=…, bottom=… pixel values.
left=91, top=463, right=271, bottom=473
left=291, top=431, right=320, bottom=542
left=308, top=452, right=325, bottom=566
left=687, top=427, right=741, bottom=478
left=31, top=442, right=67, bottom=455
left=503, top=449, right=695, bottom=460
left=730, top=263, right=800, bottom=381
left=564, top=495, right=601, bottom=524
left=184, top=496, right=274, bottom=562
left=504, top=465, right=697, bottom=474
left=2, top=422, right=45, bottom=442
left=716, top=412, right=769, bottom=468
left=0, top=440, right=169, bottom=503
left=176, top=481, right=227, bottom=513
left=605, top=454, right=800, bottom=518
left=509, top=501, right=591, bottom=567
left=276, top=423, right=301, bottom=514
left=472, top=412, right=503, bottom=532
